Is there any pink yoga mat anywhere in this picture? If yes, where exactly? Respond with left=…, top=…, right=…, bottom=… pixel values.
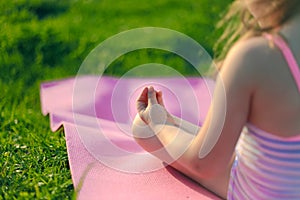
left=40, top=75, right=220, bottom=199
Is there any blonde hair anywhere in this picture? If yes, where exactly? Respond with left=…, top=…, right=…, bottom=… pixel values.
left=213, top=0, right=300, bottom=67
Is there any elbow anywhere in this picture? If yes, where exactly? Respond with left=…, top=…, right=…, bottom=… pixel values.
left=183, top=145, right=228, bottom=179
left=187, top=157, right=224, bottom=179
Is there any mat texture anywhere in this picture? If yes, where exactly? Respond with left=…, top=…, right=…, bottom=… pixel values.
left=40, top=76, right=220, bottom=199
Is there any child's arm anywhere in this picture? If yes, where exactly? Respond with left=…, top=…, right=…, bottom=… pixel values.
left=132, top=101, right=233, bottom=199
left=132, top=109, right=199, bottom=155
left=132, top=38, right=265, bottom=198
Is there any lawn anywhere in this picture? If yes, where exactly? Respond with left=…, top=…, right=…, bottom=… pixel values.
left=0, top=0, right=232, bottom=199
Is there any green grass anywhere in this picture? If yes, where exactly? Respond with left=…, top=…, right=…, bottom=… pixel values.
left=0, top=0, right=232, bottom=199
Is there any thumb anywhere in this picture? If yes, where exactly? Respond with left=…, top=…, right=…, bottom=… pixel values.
left=148, top=86, right=158, bottom=105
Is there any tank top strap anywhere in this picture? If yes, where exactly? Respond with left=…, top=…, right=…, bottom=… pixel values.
left=263, top=33, right=300, bottom=92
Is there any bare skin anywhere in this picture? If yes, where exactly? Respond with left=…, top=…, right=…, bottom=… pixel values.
left=133, top=13, right=300, bottom=199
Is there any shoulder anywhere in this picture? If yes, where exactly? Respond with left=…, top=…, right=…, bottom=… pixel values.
left=225, top=36, right=271, bottom=67
left=220, top=36, right=276, bottom=86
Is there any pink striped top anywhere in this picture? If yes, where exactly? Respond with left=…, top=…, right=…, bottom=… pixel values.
left=227, top=34, right=300, bottom=200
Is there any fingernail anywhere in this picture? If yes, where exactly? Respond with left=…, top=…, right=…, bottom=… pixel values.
left=149, top=86, right=154, bottom=92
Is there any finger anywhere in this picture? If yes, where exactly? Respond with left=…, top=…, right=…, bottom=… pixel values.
left=148, top=86, right=158, bottom=105
left=137, top=87, right=148, bottom=102
left=136, top=87, right=148, bottom=112
left=156, top=90, right=165, bottom=107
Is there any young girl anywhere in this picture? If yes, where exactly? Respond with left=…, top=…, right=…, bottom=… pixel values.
left=133, top=0, right=300, bottom=199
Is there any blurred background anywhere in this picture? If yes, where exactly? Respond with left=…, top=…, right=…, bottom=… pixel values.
left=0, top=0, right=231, bottom=198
